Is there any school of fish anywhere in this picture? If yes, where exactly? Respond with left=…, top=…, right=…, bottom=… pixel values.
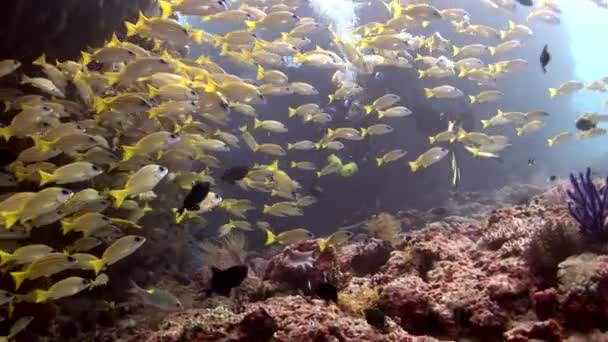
left=0, top=0, right=606, bottom=337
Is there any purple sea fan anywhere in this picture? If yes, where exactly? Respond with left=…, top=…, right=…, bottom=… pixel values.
left=567, top=168, right=608, bottom=241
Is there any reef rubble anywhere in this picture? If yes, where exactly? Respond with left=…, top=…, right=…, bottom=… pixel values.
left=90, top=182, right=608, bottom=341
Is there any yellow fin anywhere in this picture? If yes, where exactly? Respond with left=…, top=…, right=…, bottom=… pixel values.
left=34, top=290, right=48, bottom=303
left=32, top=54, right=47, bottom=66
left=89, top=259, right=105, bottom=275
left=409, top=161, right=420, bottom=173
left=109, top=189, right=129, bottom=208
left=124, top=21, right=138, bottom=37
left=158, top=0, right=173, bottom=18
left=424, top=88, right=434, bottom=98
left=11, top=271, right=27, bottom=290
left=38, top=170, right=54, bottom=186
left=264, top=228, right=276, bottom=246
left=376, top=158, right=384, bottom=167
left=364, top=105, right=373, bottom=114
left=245, top=20, right=257, bottom=31
left=121, top=145, right=136, bottom=162
left=0, top=250, right=12, bottom=266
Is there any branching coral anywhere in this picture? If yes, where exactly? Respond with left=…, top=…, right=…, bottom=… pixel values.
left=365, top=213, right=401, bottom=246
left=567, top=168, right=608, bottom=242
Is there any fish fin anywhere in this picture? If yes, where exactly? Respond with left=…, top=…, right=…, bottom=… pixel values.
left=317, top=239, right=327, bottom=252
left=148, top=107, right=160, bottom=118
left=0, top=126, right=11, bottom=141
left=158, top=0, right=173, bottom=18
left=452, top=46, right=460, bottom=56
left=245, top=20, right=257, bottom=31
left=89, top=259, right=105, bottom=275
left=32, top=54, right=46, bottom=66
left=417, top=70, right=426, bottom=79
left=288, top=107, right=297, bottom=117
left=10, top=272, right=26, bottom=290
left=429, top=136, right=436, bottom=144
left=376, top=158, right=384, bottom=167
left=360, top=128, right=368, bottom=137
left=2, top=212, right=19, bottom=229
left=80, top=51, right=92, bottom=65
left=264, top=228, right=276, bottom=246
left=327, top=94, right=335, bottom=104
left=125, top=21, right=139, bottom=37
left=424, top=88, right=434, bottom=99
left=408, top=161, right=419, bottom=173
left=548, top=88, right=558, bottom=98
left=218, top=224, right=232, bottom=237
left=256, top=65, right=264, bottom=80
left=287, top=143, right=294, bottom=150
left=20, top=74, right=32, bottom=85
left=34, top=290, right=48, bottom=303
left=421, top=21, right=430, bottom=28
left=38, top=170, right=54, bottom=186
left=253, top=118, right=262, bottom=129
left=489, top=47, right=497, bottom=56
left=290, top=161, right=297, bottom=168
left=60, top=219, right=73, bottom=234
left=191, top=29, right=204, bottom=44
left=121, top=145, right=136, bottom=162
left=109, top=189, right=129, bottom=208
left=93, top=96, right=106, bottom=113
left=364, top=105, right=373, bottom=114
left=105, top=72, right=121, bottom=87
left=0, top=250, right=12, bottom=266
left=469, top=96, right=477, bottom=104
left=516, top=127, right=523, bottom=136
left=377, top=110, right=385, bottom=119
left=547, top=139, right=554, bottom=146
left=147, top=85, right=159, bottom=98
left=481, top=120, right=490, bottom=129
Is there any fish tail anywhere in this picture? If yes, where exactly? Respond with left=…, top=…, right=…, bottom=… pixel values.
left=458, top=68, right=467, bottom=78
left=499, top=30, right=507, bottom=40
left=253, top=118, right=262, bottom=129
left=316, top=171, right=322, bottom=178
left=0, top=250, right=12, bottom=266
left=290, top=161, right=297, bottom=168
left=256, top=65, right=264, bottom=80
left=191, top=29, right=204, bottom=44
left=327, top=94, right=335, bottom=104
left=245, top=20, right=257, bottom=31
left=80, top=51, right=92, bottom=65
left=60, top=219, right=73, bottom=234
left=287, top=143, right=294, bottom=150
left=516, top=127, right=523, bottom=136
left=93, top=96, right=106, bottom=113
left=469, top=95, right=477, bottom=104
left=360, top=128, right=368, bottom=137
left=124, top=21, right=138, bottom=37
left=218, top=224, right=232, bottom=237
left=264, top=228, right=276, bottom=246
left=158, top=0, right=173, bottom=18
left=364, top=105, right=374, bottom=114
left=359, top=40, right=369, bottom=49
left=32, top=54, right=46, bottom=66
left=489, top=47, right=497, bottom=56
left=148, top=107, right=160, bottom=118
left=376, top=158, right=384, bottom=167
left=377, top=110, right=385, bottom=119
left=548, top=88, right=558, bottom=98
left=109, top=189, right=129, bottom=208
left=547, top=139, right=554, bottom=146
left=415, top=54, right=423, bottom=61
left=317, top=239, right=327, bottom=252
left=424, top=88, right=434, bottom=99
left=34, top=290, right=48, bottom=303
left=147, top=84, right=159, bottom=98
left=10, top=271, right=27, bottom=290
left=121, top=145, right=136, bottom=162
left=429, top=136, right=436, bottom=144
left=20, top=74, right=32, bottom=85
left=288, top=107, right=297, bottom=117
left=2, top=212, right=19, bottom=229
left=452, top=46, right=460, bottom=56
left=508, top=20, right=516, bottom=30
left=481, top=120, right=490, bottom=129
left=408, top=161, right=420, bottom=173
left=104, top=72, right=121, bottom=87
left=38, top=170, right=54, bottom=186
left=0, top=126, right=11, bottom=141
left=89, top=259, right=105, bottom=275
left=417, top=70, right=426, bottom=79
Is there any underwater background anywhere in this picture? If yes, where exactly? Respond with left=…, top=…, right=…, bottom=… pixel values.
left=2, top=0, right=608, bottom=341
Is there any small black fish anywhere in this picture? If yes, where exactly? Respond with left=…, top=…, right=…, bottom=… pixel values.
left=528, top=158, right=536, bottom=166
left=540, top=45, right=550, bottom=73
left=548, top=175, right=557, bottom=182
left=576, top=117, right=596, bottom=131
left=515, top=0, right=533, bottom=6
left=364, top=307, right=386, bottom=329
left=209, top=264, right=248, bottom=297
left=221, top=166, right=250, bottom=184
left=315, top=282, right=338, bottom=303
left=178, top=182, right=210, bottom=214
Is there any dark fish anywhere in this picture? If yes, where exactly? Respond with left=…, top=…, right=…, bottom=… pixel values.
left=548, top=175, right=557, bottom=182
left=515, top=0, right=533, bottom=6
left=221, top=166, right=250, bottom=184
left=576, top=117, right=596, bottom=131
left=364, top=307, right=386, bottom=329
left=209, top=264, right=248, bottom=297
left=315, top=282, right=338, bottom=303
left=540, top=45, right=550, bottom=73
left=0, top=148, right=17, bottom=167
left=178, top=181, right=210, bottom=214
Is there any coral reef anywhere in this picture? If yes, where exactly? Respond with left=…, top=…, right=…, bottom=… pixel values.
left=365, top=212, right=402, bottom=246
left=21, top=181, right=608, bottom=341
left=568, top=168, right=608, bottom=241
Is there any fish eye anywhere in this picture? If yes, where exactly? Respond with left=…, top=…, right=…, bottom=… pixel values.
left=127, top=50, right=136, bottom=56
left=92, top=165, right=100, bottom=171
left=41, top=121, right=51, bottom=127
left=76, top=125, right=83, bottom=130
left=217, top=0, right=222, bottom=4
left=169, top=133, right=177, bottom=139
left=182, top=28, right=188, bottom=35
left=189, top=90, right=196, bottom=96
left=135, top=236, right=143, bottom=242
left=103, top=216, right=111, bottom=222
left=140, top=99, right=148, bottom=106
left=42, top=105, right=51, bottom=111
left=88, top=137, right=96, bottom=142
left=61, top=189, right=70, bottom=195
left=190, top=100, right=197, bottom=106
left=67, top=256, right=76, bottom=262
left=159, top=166, right=167, bottom=172
left=160, top=59, right=168, bottom=65
left=246, top=14, right=253, bottom=19
left=258, top=94, right=265, bottom=100
left=251, top=33, right=257, bottom=38
left=292, top=14, right=299, bottom=19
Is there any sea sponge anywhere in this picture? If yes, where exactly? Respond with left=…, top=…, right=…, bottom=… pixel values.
left=337, top=279, right=380, bottom=317
left=365, top=213, right=402, bottom=247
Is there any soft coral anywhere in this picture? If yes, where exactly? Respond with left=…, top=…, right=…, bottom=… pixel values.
left=567, top=168, right=608, bottom=241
